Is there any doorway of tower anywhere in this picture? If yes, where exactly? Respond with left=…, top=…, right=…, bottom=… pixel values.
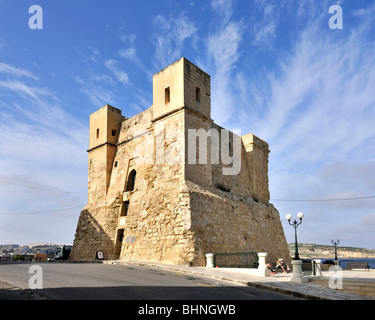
left=126, top=169, right=136, bottom=192
left=113, top=228, right=124, bottom=260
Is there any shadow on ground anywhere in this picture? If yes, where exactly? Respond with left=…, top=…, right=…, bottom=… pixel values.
left=0, top=284, right=299, bottom=301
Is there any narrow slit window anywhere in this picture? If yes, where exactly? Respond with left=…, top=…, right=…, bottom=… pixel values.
left=120, top=201, right=129, bottom=217
left=165, top=87, right=170, bottom=104
left=112, top=130, right=116, bottom=137
left=118, top=229, right=124, bottom=242
left=96, top=128, right=100, bottom=139
left=196, top=87, right=201, bottom=102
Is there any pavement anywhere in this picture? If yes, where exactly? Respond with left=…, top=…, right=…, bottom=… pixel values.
left=1, top=259, right=374, bottom=300
left=102, top=260, right=375, bottom=300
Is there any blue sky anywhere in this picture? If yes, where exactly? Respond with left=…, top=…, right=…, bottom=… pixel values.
left=0, top=0, right=374, bottom=250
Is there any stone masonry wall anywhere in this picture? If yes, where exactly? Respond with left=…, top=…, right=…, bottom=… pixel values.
left=71, top=57, right=291, bottom=266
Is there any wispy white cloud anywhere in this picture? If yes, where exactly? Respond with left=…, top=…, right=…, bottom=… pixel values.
left=74, top=48, right=128, bottom=107
left=254, top=17, right=375, bottom=166
left=211, top=0, right=233, bottom=21
left=308, top=211, right=375, bottom=249
left=119, top=34, right=137, bottom=60
left=76, top=75, right=116, bottom=108
left=252, top=0, right=279, bottom=48
left=104, top=59, right=129, bottom=86
left=203, top=1, right=375, bottom=247
left=152, top=12, right=198, bottom=70
left=0, top=62, right=38, bottom=79
left=87, top=46, right=100, bottom=63
left=118, top=47, right=136, bottom=60
left=204, top=0, right=245, bottom=125
left=235, top=3, right=375, bottom=247
left=73, top=43, right=153, bottom=115
left=117, top=33, right=148, bottom=74
left=0, top=78, right=86, bottom=170
left=0, top=80, right=52, bottom=104
left=0, top=78, right=85, bottom=138
left=0, top=64, right=87, bottom=243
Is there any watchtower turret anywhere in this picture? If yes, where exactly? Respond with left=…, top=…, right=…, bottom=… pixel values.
left=87, top=104, right=123, bottom=202
left=151, top=57, right=211, bottom=122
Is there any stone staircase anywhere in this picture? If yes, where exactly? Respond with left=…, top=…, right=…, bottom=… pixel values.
left=309, top=277, right=375, bottom=298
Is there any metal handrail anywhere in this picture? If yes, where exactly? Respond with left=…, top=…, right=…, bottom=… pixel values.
left=213, top=252, right=259, bottom=268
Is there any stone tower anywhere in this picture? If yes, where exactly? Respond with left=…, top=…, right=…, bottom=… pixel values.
left=70, top=58, right=291, bottom=266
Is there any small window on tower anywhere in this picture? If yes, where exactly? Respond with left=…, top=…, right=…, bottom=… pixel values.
left=120, top=201, right=129, bottom=217
left=196, top=87, right=201, bottom=103
left=112, top=130, right=116, bottom=137
left=96, top=128, right=100, bottom=139
left=165, top=87, right=170, bottom=104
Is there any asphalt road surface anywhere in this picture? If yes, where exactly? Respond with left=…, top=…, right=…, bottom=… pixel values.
left=0, top=262, right=300, bottom=300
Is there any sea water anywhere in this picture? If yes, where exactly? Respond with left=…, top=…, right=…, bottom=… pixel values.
left=320, top=258, right=375, bottom=269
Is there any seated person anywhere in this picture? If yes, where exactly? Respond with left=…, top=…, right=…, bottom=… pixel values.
left=275, top=258, right=290, bottom=273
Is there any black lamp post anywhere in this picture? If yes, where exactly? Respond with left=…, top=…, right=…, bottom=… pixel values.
left=286, top=212, right=304, bottom=260
left=331, top=240, right=340, bottom=261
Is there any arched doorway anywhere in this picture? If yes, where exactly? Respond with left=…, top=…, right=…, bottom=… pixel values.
left=126, top=169, right=136, bottom=192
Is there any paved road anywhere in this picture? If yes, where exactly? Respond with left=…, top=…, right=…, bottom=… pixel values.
left=0, top=262, right=300, bottom=300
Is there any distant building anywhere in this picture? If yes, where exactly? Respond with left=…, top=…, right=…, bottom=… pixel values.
left=33, top=253, right=47, bottom=262
left=0, top=244, right=19, bottom=251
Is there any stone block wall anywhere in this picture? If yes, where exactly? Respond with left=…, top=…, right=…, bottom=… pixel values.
left=70, top=57, right=291, bottom=266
